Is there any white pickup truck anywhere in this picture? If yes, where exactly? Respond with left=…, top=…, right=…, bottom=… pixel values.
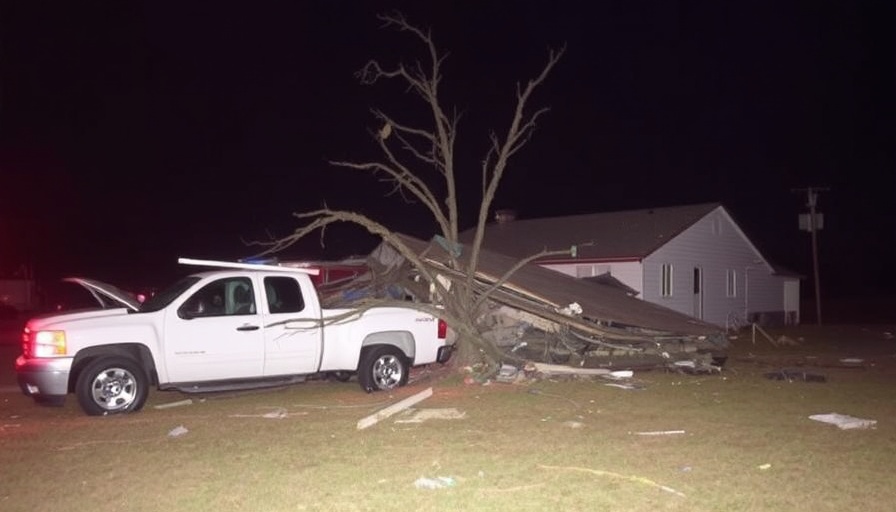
left=15, top=259, right=454, bottom=416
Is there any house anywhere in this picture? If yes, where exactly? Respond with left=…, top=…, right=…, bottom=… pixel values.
left=460, top=203, right=801, bottom=328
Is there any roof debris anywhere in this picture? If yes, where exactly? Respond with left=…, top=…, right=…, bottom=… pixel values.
left=320, top=234, right=729, bottom=376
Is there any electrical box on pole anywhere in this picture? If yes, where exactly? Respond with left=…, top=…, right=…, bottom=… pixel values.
left=792, top=186, right=829, bottom=325
left=798, top=213, right=824, bottom=232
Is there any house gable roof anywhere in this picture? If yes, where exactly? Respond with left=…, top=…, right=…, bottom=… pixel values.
left=460, top=202, right=722, bottom=261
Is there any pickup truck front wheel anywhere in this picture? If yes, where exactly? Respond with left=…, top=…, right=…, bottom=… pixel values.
left=358, top=346, right=409, bottom=392
left=76, top=357, right=149, bottom=416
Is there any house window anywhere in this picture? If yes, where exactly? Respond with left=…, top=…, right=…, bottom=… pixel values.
left=726, top=269, right=737, bottom=297
left=661, top=264, right=673, bottom=297
left=575, top=265, right=593, bottom=278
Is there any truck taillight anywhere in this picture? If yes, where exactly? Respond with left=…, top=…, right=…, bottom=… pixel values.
left=25, top=329, right=67, bottom=357
left=21, top=327, right=30, bottom=357
left=437, top=319, right=447, bottom=339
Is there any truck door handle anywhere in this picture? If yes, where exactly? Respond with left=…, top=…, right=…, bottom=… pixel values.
left=236, top=325, right=260, bottom=331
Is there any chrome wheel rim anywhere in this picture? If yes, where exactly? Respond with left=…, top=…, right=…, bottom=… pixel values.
left=372, top=355, right=403, bottom=389
left=90, top=367, right=139, bottom=411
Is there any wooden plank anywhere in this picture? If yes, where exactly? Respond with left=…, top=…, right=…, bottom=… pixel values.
left=356, top=387, right=433, bottom=430
left=529, top=362, right=613, bottom=376
left=153, top=399, right=193, bottom=409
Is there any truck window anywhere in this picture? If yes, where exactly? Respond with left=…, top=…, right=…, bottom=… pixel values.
left=264, top=276, right=305, bottom=314
left=178, top=277, right=256, bottom=318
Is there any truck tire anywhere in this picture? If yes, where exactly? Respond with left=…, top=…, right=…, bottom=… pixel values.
left=358, top=345, right=409, bottom=392
left=75, top=357, right=149, bottom=416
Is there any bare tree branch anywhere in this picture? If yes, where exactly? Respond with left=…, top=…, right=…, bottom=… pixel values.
left=371, top=110, right=440, bottom=170
left=465, top=46, right=566, bottom=301
left=328, top=160, right=451, bottom=237
left=259, top=13, right=565, bottom=373
left=247, top=208, right=459, bottom=302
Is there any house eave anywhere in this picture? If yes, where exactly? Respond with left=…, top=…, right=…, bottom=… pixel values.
left=537, top=256, right=643, bottom=265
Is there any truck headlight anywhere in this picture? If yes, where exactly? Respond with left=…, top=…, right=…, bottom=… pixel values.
left=33, top=330, right=67, bottom=357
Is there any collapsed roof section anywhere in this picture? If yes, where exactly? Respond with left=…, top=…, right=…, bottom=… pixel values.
left=364, top=234, right=725, bottom=343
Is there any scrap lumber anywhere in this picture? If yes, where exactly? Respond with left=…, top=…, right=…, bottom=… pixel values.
left=529, top=362, right=613, bottom=377
left=356, top=387, right=433, bottom=430
left=153, top=399, right=193, bottom=409
left=752, top=322, right=776, bottom=346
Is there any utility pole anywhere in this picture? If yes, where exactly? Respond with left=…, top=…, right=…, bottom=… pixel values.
left=793, top=186, right=829, bottom=325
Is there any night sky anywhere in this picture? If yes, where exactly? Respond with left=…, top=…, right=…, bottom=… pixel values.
left=1, top=1, right=894, bottom=299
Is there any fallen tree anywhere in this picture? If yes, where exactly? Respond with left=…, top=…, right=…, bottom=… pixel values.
left=251, top=11, right=566, bottom=373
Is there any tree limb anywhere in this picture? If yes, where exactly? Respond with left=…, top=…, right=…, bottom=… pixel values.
left=259, top=14, right=565, bottom=374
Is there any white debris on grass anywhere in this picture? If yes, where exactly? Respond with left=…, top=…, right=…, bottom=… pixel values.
left=414, top=476, right=456, bottom=490
left=809, top=413, right=877, bottom=430
left=357, top=387, right=433, bottom=430
left=631, top=430, right=686, bottom=436
left=167, top=425, right=189, bottom=437
left=262, top=408, right=288, bottom=419
left=603, top=382, right=643, bottom=390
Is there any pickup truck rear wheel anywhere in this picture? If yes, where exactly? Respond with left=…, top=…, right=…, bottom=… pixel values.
left=76, top=357, right=149, bottom=416
left=358, top=346, right=409, bottom=392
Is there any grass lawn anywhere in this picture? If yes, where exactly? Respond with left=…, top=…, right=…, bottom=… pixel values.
left=1, top=323, right=894, bottom=512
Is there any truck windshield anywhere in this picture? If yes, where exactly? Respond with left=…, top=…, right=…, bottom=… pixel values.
left=140, top=276, right=201, bottom=312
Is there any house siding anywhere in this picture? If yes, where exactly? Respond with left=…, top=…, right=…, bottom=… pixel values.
left=542, top=261, right=644, bottom=296
left=783, top=280, right=800, bottom=325
left=641, top=208, right=785, bottom=327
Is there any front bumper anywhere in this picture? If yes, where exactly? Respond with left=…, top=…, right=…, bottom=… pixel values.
left=15, top=355, right=73, bottom=397
left=436, top=344, right=454, bottom=364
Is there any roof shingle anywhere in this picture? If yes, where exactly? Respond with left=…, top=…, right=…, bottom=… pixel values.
left=460, top=202, right=721, bottom=260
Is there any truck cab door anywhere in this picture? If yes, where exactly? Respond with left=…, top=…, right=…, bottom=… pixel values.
left=163, top=276, right=265, bottom=383
left=260, top=275, right=322, bottom=376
